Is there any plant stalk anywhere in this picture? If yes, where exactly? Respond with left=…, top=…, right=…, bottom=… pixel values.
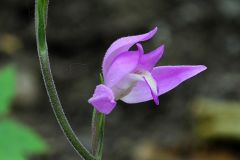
left=35, top=0, right=95, bottom=159
left=91, top=109, right=105, bottom=159
left=91, top=74, right=106, bottom=160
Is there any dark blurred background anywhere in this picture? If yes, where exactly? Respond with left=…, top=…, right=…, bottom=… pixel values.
left=0, top=0, right=240, bottom=159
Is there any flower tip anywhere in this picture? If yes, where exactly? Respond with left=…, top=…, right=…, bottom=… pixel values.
left=153, top=26, right=158, bottom=32
left=159, top=44, right=165, bottom=52
left=144, top=27, right=158, bottom=41
left=154, top=98, right=159, bottom=105
left=102, top=109, right=113, bottom=115
left=202, top=65, right=207, bottom=70
left=151, top=27, right=158, bottom=35
left=136, top=43, right=144, bottom=54
left=89, top=99, right=116, bottom=115
left=198, top=65, right=207, bottom=72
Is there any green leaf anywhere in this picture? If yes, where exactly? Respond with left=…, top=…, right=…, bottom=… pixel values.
left=0, top=119, right=48, bottom=160
left=0, top=66, right=16, bottom=115
left=0, top=150, right=25, bottom=160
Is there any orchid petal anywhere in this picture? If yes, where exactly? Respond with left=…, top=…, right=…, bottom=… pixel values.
left=136, top=43, right=144, bottom=55
left=111, top=73, right=142, bottom=100
left=138, top=45, right=165, bottom=71
left=121, top=71, right=159, bottom=104
left=120, top=80, right=152, bottom=103
left=105, top=50, right=140, bottom=88
left=102, top=27, right=158, bottom=76
left=152, top=65, right=207, bottom=95
left=142, top=72, right=159, bottom=105
left=88, top=84, right=116, bottom=114
left=121, top=65, right=206, bottom=103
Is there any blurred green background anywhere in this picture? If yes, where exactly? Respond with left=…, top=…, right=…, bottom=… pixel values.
left=0, top=0, right=240, bottom=159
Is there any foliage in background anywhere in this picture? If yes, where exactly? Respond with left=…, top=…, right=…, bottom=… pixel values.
left=0, top=65, right=48, bottom=160
left=0, top=66, right=15, bottom=115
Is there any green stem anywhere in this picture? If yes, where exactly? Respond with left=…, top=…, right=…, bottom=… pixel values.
left=91, top=74, right=106, bottom=160
left=35, top=0, right=95, bottom=159
left=91, top=109, right=105, bottom=159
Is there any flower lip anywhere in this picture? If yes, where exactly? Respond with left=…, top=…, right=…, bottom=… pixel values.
left=143, top=76, right=159, bottom=105
left=121, top=65, right=207, bottom=104
left=139, top=70, right=159, bottom=105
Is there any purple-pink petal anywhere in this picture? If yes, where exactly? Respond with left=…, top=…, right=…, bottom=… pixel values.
left=121, top=65, right=206, bottom=103
left=137, top=45, right=165, bottom=71
left=152, top=65, right=207, bottom=95
left=88, top=84, right=116, bottom=114
left=121, top=71, right=159, bottom=104
left=105, top=50, right=140, bottom=88
left=102, top=27, right=158, bottom=76
left=136, top=43, right=144, bottom=55
left=121, top=80, right=152, bottom=103
left=143, top=76, right=159, bottom=105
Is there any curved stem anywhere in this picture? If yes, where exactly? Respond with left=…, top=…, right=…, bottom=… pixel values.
left=91, top=109, right=105, bottom=160
left=35, top=0, right=95, bottom=159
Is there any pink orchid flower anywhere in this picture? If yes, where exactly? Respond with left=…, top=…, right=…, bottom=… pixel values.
left=88, top=27, right=207, bottom=114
